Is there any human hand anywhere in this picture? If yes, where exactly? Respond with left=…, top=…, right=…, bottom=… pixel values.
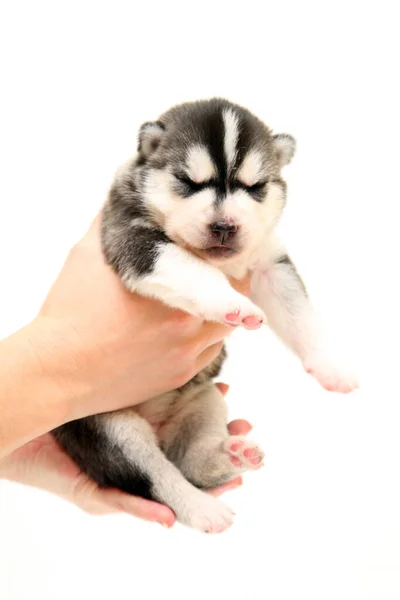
left=0, top=384, right=251, bottom=527
left=35, top=214, right=249, bottom=423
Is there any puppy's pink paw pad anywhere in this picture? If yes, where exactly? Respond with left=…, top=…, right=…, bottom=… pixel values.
left=243, top=447, right=263, bottom=466
left=223, top=436, right=265, bottom=471
left=242, top=315, right=263, bottom=329
left=225, top=310, right=240, bottom=323
left=228, top=441, right=244, bottom=454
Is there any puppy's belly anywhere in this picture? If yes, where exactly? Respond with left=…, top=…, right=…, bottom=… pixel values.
left=134, top=383, right=210, bottom=443
left=135, top=391, right=179, bottom=436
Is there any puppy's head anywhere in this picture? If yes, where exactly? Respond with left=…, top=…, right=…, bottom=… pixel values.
left=137, top=99, right=295, bottom=263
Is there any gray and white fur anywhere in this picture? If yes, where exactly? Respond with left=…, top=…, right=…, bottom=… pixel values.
left=53, top=99, right=357, bottom=533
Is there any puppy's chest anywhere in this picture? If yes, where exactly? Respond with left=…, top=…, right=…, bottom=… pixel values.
left=220, top=260, right=250, bottom=281
left=219, top=244, right=273, bottom=280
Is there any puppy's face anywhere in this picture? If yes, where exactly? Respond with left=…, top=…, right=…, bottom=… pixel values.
left=138, top=99, right=295, bottom=264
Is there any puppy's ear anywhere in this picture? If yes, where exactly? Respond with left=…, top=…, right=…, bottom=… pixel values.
left=138, top=121, right=165, bottom=158
left=273, top=133, right=296, bottom=167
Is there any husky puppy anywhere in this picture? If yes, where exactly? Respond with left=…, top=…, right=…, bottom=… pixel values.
left=53, top=99, right=357, bottom=533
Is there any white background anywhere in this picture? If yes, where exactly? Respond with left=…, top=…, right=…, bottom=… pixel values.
left=0, top=1, right=399, bottom=599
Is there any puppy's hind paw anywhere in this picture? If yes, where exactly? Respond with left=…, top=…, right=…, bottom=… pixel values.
left=223, top=436, right=264, bottom=470
left=183, top=494, right=235, bottom=534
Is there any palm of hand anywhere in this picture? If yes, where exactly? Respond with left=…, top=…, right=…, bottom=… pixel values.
left=0, top=417, right=251, bottom=528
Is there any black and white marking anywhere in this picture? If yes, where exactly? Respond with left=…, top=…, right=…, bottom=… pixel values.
left=54, top=98, right=357, bottom=533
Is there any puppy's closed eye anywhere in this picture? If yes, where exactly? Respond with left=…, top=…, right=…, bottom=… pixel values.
left=245, top=180, right=268, bottom=192
left=237, top=180, right=268, bottom=198
left=174, top=173, right=213, bottom=194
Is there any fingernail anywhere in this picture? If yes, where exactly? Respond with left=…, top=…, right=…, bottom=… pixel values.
left=159, top=522, right=171, bottom=528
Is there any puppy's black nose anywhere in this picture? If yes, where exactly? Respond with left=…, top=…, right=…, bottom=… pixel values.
left=210, top=222, right=238, bottom=245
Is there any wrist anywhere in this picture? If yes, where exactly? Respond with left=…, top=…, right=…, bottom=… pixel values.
left=0, top=317, right=89, bottom=457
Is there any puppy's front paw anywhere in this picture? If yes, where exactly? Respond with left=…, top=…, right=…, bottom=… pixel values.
left=199, top=293, right=265, bottom=330
left=303, top=352, right=359, bottom=394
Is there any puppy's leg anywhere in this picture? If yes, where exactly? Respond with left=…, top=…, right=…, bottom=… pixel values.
left=99, top=411, right=237, bottom=533
left=101, top=212, right=264, bottom=329
left=163, top=385, right=264, bottom=489
left=55, top=411, right=234, bottom=533
left=251, top=242, right=358, bottom=393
